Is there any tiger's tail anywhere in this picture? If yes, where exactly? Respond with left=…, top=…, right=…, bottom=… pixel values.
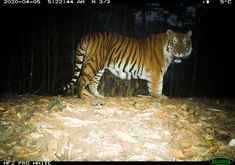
left=62, top=38, right=86, bottom=92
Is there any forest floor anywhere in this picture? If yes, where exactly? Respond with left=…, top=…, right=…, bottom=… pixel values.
left=0, top=94, right=235, bottom=161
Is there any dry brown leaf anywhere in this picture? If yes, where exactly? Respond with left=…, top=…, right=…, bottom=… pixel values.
left=189, top=146, right=205, bottom=154
left=170, top=148, right=186, bottom=159
left=144, top=133, right=161, bottom=140
left=0, top=127, right=14, bottom=142
left=143, top=143, right=160, bottom=149
left=165, top=104, right=177, bottom=110
left=208, top=145, right=220, bottom=155
left=198, top=139, right=213, bottom=146
left=7, top=108, right=19, bottom=121
left=20, top=150, right=42, bottom=161
left=28, top=132, right=44, bottom=139
left=0, top=104, right=7, bottom=111
left=114, top=130, right=138, bottom=143
left=204, top=133, right=214, bottom=140
left=153, top=111, right=167, bottom=117
left=133, top=102, right=148, bottom=110
left=217, top=130, right=229, bottom=135
left=38, top=98, right=50, bottom=104
left=180, top=141, right=192, bottom=148
left=13, top=146, right=29, bottom=159
left=188, top=113, right=194, bottom=121
left=179, top=104, right=190, bottom=111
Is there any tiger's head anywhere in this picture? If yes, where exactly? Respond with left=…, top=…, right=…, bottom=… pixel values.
left=164, top=29, right=192, bottom=63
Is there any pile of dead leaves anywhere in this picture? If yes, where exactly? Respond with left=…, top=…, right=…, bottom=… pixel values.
left=0, top=94, right=235, bottom=161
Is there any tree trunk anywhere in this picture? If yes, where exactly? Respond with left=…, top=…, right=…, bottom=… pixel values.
left=52, top=10, right=57, bottom=94
left=40, top=9, right=48, bottom=94
left=20, top=14, right=25, bottom=94
left=191, top=51, right=198, bottom=97
left=7, top=55, right=15, bottom=93
left=47, top=8, right=51, bottom=94
left=29, top=42, right=34, bottom=93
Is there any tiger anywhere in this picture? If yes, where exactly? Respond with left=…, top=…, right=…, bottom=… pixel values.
left=63, top=29, right=192, bottom=99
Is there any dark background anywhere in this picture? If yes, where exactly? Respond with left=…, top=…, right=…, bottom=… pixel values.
left=0, top=0, right=234, bottom=98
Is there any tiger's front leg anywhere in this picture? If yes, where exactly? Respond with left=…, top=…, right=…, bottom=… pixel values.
left=156, top=76, right=163, bottom=95
left=147, top=73, right=166, bottom=99
left=156, top=76, right=168, bottom=99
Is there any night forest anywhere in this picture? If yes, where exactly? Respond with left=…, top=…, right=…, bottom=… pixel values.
left=1, top=1, right=234, bottom=98
left=0, top=1, right=235, bottom=161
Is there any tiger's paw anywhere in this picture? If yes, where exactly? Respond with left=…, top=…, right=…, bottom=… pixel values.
left=152, top=94, right=168, bottom=100
left=82, top=89, right=96, bottom=99
left=92, top=94, right=105, bottom=106
left=96, top=94, right=105, bottom=99
left=92, top=98, right=105, bottom=106
left=158, top=94, right=168, bottom=100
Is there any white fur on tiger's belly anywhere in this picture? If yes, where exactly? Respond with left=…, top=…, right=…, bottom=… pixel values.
left=77, top=55, right=84, bottom=61
left=107, top=63, right=149, bottom=80
left=76, top=63, right=82, bottom=69
left=74, top=72, right=80, bottom=77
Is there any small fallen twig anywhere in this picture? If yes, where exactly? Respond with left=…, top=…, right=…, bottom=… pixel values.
left=207, top=108, right=223, bottom=112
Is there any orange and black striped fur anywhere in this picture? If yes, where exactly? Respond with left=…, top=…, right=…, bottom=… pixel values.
left=63, top=29, right=192, bottom=98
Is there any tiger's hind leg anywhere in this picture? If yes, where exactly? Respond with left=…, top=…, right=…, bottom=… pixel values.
left=88, top=69, right=105, bottom=98
left=77, top=76, right=87, bottom=99
left=77, top=61, right=104, bottom=99
left=77, top=64, right=96, bottom=99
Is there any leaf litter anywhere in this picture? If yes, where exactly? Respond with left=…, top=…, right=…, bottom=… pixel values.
left=0, top=94, right=235, bottom=161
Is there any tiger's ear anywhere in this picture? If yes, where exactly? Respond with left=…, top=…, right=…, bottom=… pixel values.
left=187, top=30, right=192, bottom=37
left=166, top=29, right=174, bottom=36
